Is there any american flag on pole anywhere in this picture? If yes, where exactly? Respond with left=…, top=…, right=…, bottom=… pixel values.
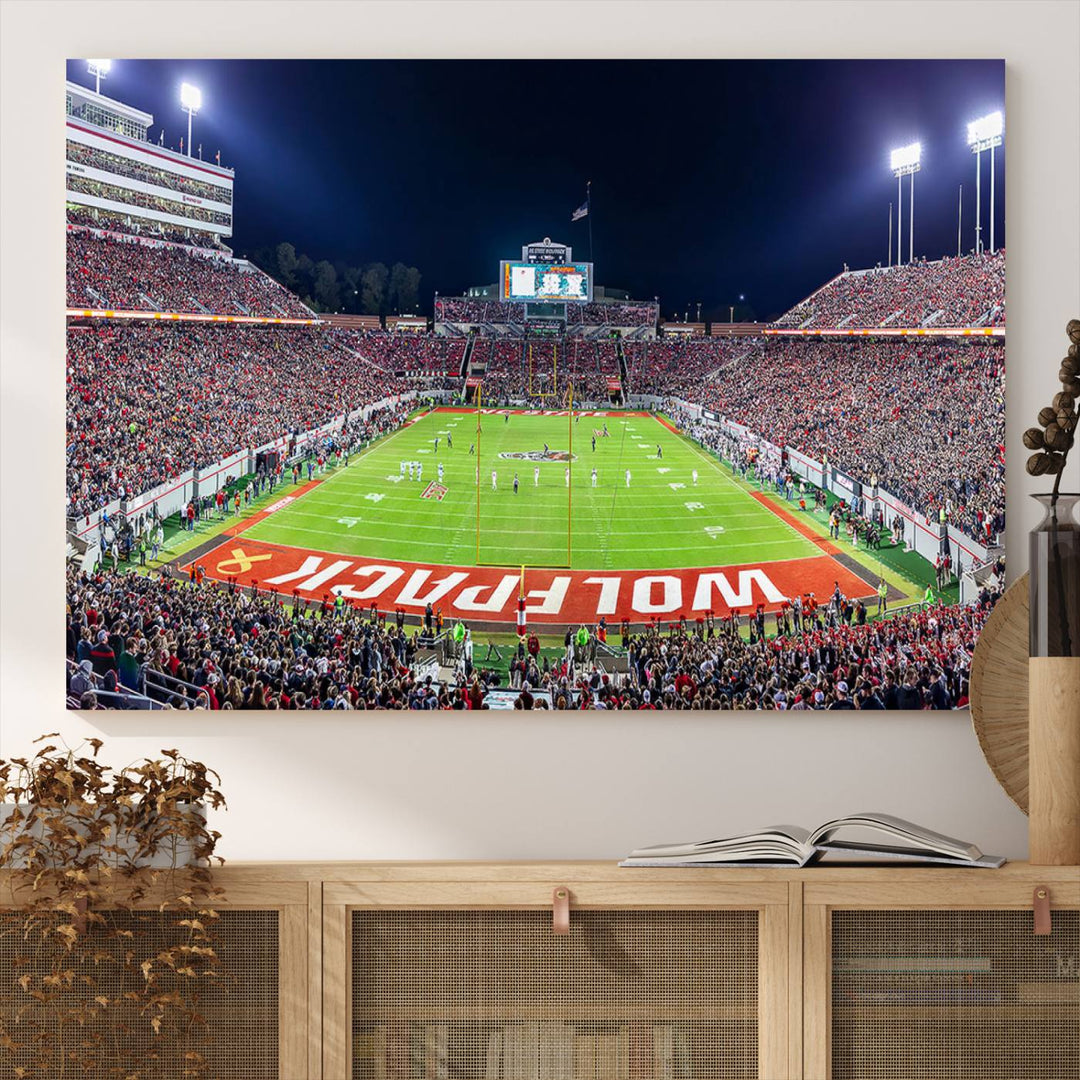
left=571, top=200, right=589, bottom=222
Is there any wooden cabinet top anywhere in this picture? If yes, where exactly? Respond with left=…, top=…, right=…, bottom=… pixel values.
left=206, top=859, right=1079, bottom=885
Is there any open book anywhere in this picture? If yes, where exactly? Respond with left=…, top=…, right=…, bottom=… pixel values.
left=620, top=812, right=1006, bottom=868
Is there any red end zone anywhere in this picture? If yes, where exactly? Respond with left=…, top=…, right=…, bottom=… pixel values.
left=184, top=539, right=872, bottom=625
left=432, top=406, right=652, bottom=417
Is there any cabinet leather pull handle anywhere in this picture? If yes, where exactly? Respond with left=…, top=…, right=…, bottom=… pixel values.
left=552, top=887, right=570, bottom=936
left=1033, top=886, right=1052, bottom=936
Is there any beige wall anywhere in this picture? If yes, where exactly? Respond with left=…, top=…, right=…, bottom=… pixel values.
left=2, top=1, right=1077, bottom=861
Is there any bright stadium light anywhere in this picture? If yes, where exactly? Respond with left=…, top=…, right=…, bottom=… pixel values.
left=180, top=82, right=202, bottom=157
left=87, top=58, right=111, bottom=94
left=890, top=142, right=922, bottom=265
left=967, top=111, right=1003, bottom=146
left=890, top=142, right=922, bottom=171
left=180, top=82, right=202, bottom=111
left=967, top=112, right=1004, bottom=254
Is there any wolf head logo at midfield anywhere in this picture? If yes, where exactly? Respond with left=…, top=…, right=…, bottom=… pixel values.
left=63, top=57, right=1005, bottom=711
left=498, top=450, right=577, bottom=463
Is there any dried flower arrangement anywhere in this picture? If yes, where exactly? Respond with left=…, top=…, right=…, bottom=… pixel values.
left=0, top=737, right=226, bottom=1079
left=1023, top=319, right=1079, bottom=483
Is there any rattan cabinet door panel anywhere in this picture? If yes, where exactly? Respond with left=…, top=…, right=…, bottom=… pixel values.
left=829, top=909, right=1079, bottom=1080
left=0, top=908, right=281, bottom=1080
left=350, top=908, right=760, bottom=1080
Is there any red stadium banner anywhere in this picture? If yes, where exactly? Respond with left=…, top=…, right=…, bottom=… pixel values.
left=65, top=308, right=320, bottom=326
left=763, top=326, right=1004, bottom=338
left=606, top=377, right=622, bottom=392
left=465, top=376, right=483, bottom=388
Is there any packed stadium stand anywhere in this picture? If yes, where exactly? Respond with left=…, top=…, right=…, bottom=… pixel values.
left=67, top=230, right=314, bottom=318
left=434, top=297, right=512, bottom=324
left=671, top=337, right=1006, bottom=546
left=567, top=301, right=657, bottom=327
left=435, top=296, right=660, bottom=331
left=623, top=337, right=745, bottom=396
left=466, top=336, right=620, bottom=405
left=67, top=205, right=227, bottom=249
left=339, top=328, right=466, bottom=380
left=773, top=250, right=1005, bottom=329
left=66, top=324, right=405, bottom=516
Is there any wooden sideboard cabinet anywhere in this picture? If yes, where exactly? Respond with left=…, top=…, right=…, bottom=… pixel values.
left=3, top=862, right=1076, bottom=1080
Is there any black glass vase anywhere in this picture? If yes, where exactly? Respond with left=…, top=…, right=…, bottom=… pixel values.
left=1029, top=492, right=1080, bottom=657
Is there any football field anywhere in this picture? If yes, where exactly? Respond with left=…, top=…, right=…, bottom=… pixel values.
left=245, top=408, right=821, bottom=570
left=190, top=407, right=892, bottom=625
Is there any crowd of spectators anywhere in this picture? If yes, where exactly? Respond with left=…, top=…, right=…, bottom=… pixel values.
left=67, top=230, right=312, bottom=317
left=337, top=329, right=466, bottom=380
left=467, top=337, right=520, bottom=399
left=687, top=337, right=1006, bottom=544
left=435, top=297, right=519, bottom=324
left=66, top=207, right=225, bottom=250
left=66, top=564, right=429, bottom=710
left=594, top=339, right=620, bottom=377
left=434, top=297, right=658, bottom=328
left=773, top=251, right=1006, bottom=329
left=613, top=333, right=1005, bottom=544
left=624, top=336, right=747, bottom=395
left=66, top=323, right=407, bottom=516
left=583, top=584, right=1000, bottom=710
left=468, top=336, right=520, bottom=371
left=566, top=302, right=658, bottom=327
left=65, top=559, right=1000, bottom=710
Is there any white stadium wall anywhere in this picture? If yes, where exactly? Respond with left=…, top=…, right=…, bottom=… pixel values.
left=3, top=1, right=1079, bottom=866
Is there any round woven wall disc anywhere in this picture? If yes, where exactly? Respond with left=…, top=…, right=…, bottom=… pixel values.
left=970, top=572, right=1029, bottom=814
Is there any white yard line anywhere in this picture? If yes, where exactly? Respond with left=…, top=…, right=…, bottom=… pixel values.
left=272, top=506, right=790, bottom=539
left=661, top=418, right=821, bottom=554
left=246, top=521, right=807, bottom=560
left=242, top=532, right=832, bottom=573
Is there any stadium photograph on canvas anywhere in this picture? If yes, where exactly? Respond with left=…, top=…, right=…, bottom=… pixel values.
left=64, top=59, right=1006, bottom=711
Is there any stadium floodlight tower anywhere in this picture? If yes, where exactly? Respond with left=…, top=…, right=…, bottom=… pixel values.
left=86, top=58, right=111, bottom=94
left=967, top=111, right=1003, bottom=254
left=180, top=82, right=202, bottom=158
left=890, top=142, right=921, bottom=266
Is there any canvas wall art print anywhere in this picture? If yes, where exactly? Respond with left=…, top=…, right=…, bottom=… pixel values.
left=65, top=58, right=1005, bottom=711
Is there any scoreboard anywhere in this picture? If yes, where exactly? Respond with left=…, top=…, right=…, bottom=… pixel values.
left=499, top=261, right=593, bottom=303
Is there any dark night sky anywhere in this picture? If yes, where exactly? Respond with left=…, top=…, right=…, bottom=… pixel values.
left=66, top=58, right=1005, bottom=321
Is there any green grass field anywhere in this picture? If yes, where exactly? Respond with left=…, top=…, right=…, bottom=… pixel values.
left=242, top=408, right=832, bottom=572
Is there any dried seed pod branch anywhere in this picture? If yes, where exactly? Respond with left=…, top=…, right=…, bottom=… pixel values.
left=1025, top=319, right=1079, bottom=490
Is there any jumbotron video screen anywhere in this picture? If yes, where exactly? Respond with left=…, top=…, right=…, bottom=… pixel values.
left=500, top=261, right=593, bottom=302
